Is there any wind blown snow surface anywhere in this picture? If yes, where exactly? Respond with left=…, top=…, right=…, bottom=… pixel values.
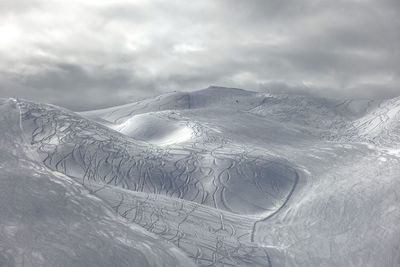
left=1, top=86, right=400, bottom=266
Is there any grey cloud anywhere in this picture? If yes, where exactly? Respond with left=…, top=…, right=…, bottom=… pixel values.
left=0, top=60, right=158, bottom=111
left=0, top=0, right=43, bottom=14
left=0, top=0, right=399, bottom=110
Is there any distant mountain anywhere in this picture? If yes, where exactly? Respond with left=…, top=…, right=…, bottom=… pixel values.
left=1, top=87, right=399, bottom=266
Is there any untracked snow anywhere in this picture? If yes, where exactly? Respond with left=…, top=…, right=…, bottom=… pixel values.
left=108, top=113, right=194, bottom=146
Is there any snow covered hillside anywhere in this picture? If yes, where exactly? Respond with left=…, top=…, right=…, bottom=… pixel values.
left=1, top=86, right=399, bottom=266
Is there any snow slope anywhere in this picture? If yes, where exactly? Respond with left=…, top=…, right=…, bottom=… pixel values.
left=0, top=99, right=195, bottom=267
left=1, top=86, right=400, bottom=266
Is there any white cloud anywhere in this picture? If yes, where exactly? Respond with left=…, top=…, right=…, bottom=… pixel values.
left=173, top=43, right=205, bottom=54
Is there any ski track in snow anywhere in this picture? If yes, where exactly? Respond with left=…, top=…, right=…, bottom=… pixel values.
left=1, top=87, right=400, bottom=266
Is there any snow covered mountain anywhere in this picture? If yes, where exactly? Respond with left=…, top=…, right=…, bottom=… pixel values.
left=1, top=86, right=399, bottom=266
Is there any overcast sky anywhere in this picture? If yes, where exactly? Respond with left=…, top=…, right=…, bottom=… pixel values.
left=0, top=0, right=399, bottom=110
